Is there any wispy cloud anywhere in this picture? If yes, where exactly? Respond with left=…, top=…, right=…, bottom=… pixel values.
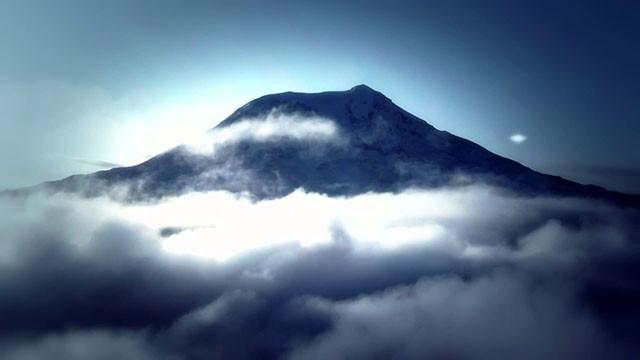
left=185, top=109, right=341, bottom=155
left=74, top=159, right=122, bottom=169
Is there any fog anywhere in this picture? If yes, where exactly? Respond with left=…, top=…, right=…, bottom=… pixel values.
left=0, top=185, right=638, bottom=359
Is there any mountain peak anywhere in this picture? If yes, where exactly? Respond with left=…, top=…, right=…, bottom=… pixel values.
left=349, top=84, right=377, bottom=93
left=347, top=84, right=387, bottom=104
left=217, top=84, right=397, bottom=130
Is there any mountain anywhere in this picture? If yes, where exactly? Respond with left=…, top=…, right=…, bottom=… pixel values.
left=37, top=85, right=640, bottom=206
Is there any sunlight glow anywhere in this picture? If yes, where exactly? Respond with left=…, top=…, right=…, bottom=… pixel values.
left=114, top=101, right=232, bottom=165
left=115, top=188, right=473, bottom=261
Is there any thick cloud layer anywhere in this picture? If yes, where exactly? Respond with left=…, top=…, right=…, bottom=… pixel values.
left=0, top=186, right=638, bottom=359
left=0, top=330, right=162, bottom=360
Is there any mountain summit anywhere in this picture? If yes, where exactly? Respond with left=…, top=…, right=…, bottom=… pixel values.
left=45, top=85, right=637, bottom=205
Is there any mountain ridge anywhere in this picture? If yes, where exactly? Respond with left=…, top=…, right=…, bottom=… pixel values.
left=7, top=85, right=640, bottom=207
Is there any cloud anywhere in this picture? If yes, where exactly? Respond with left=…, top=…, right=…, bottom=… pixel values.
left=0, top=186, right=638, bottom=359
left=126, top=188, right=460, bottom=261
left=73, top=159, right=123, bottom=169
left=0, top=330, right=164, bottom=360
left=288, top=273, right=616, bottom=360
left=509, top=133, right=527, bottom=143
left=184, top=109, right=341, bottom=155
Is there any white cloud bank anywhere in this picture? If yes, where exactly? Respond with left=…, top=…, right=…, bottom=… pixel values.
left=0, top=185, right=638, bottom=359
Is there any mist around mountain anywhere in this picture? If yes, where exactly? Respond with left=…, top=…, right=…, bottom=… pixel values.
left=0, top=86, right=639, bottom=359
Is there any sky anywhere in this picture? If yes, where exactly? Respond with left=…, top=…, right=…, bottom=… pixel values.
left=1, top=0, right=639, bottom=192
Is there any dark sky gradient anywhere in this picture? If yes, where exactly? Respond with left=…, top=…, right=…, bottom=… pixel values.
left=1, top=0, right=639, bottom=192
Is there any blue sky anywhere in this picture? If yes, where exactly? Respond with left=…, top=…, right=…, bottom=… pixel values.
left=1, top=0, right=639, bottom=192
